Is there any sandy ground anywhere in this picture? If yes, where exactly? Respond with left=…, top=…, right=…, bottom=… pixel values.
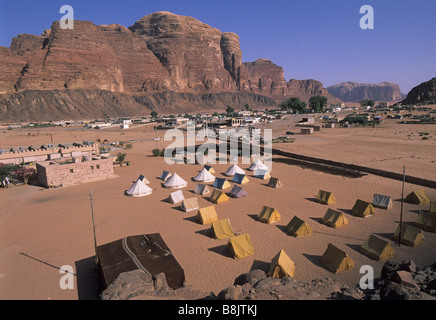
left=1, top=111, right=436, bottom=300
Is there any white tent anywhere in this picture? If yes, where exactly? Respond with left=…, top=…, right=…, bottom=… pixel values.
left=164, top=173, right=188, bottom=189
left=126, top=179, right=153, bottom=197
left=169, top=190, right=185, bottom=204
left=193, top=168, right=215, bottom=183
left=249, top=160, right=268, bottom=172
left=225, top=164, right=245, bottom=177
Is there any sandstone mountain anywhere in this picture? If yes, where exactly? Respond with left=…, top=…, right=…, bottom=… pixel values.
left=401, top=77, right=436, bottom=106
left=327, top=81, right=404, bottom=102
left=0, top=11, right=339, bottom=122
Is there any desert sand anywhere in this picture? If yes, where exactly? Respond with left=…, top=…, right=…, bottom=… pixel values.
left=0, top=111, right=436, bottom=300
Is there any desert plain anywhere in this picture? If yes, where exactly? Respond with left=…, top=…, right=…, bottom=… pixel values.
left=0, top=108, right=436, bottom=300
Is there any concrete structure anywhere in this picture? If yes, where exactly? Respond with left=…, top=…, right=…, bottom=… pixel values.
left=36, top=156, right=114, bottom=188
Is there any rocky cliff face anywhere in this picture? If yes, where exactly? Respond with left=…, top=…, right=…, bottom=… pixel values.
left=0, top=11, right=339, bottom=121
left=401, top=77, right=436, bottom=106
left=327, top=81, right=404, bottom=102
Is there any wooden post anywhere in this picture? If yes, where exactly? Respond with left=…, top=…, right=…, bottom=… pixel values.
left=90, top=190, right=98, bottom=263
left=399, top=166, right=406, bottom=247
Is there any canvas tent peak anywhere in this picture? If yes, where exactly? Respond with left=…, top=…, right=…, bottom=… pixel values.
left=168, top=190, right=185, bottom=204
left=204, top=165, right=215, bottom=174
left=286, top=216, right=313, bottom=237
left=316, top=190, right=336, bottom=205
left=406, top=190, right=430, bottom=205
left=392, top=223, right=425, bottom=247
left=225, top=164, right=245, bottom=177
left=125, top=179, right=152, bottom=197
left=269, top=250, right=296, bottom=279
left=211, top=219, right=235, bottom=240
left=352, top=199, right=375, bottom=218
left=197, top=206, right=219, bottom=225
left=160, top=171, right=172, bottom=181
left=229, top=185, right=248, bottom=199
left=181, top=197, right=200, bottom=213
left=258, top=206, right=281, bottom=224
left=210, top=189, right=229, bottom=204
left=267, top=177, right=283, bottom=189
left=320, top=243, right=354, bottom=274
left=232, top=173, right=249, bottom=185
left=249, top=160, right=268, bottom=172
left=193, top=168, right=215, bottom=183
left=227, top=234, right=254, bottom=259
left=137, top=174, right=150, bottom=185
left=372, top=194, right=393, bottom=210
left=322, top=209, right=348, bottom=228
left=212, top=178, right=232, bottom=190
left=195, top=184, right=211, bottom=196
left=164, top=173, right=188, bottom=189
left=361, top=234, right=395, bottom=261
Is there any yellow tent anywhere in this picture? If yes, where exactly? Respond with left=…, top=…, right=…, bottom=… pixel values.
left=258, top=206, right=281, bottom=224
left=269, top=250, right=296, bottom=279
left=197, top=206, right=219, bottom=225
left=267, top=177, right=283, bottom=189
left=352, top=199, right=375, bottom=218
left=361, top=234, right=395, bottom=261
left=316, top=190, right=336, bottom=205
left=429, top=201, right=436, bottom=213
left=320, top=243, right=354, bottom=274
left=392, top=223, right=425, bottom=247
left=416, top=211, right=436, bottom=232
left=211, top=219, right=235, bottom=240
left=322, top=209, right=349, bottom=228
left=406, top=190, right=430, bottom=205
left=286, top=216, right=313, bottom=238
left=228, top=234, right=254, bottom=259
left=210, top=189, right=229, bottom=204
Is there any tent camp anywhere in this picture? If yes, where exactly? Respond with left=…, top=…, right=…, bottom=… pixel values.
left=228, top=234, right=254, bottom=259
left=352, top=199, right=375, bottom=218
left=137, top=174, right=150, bottom=185
left=267, top=177, right=283, bottom=189
left=194, top=184, right=211, bottom=196
left=197, top=206, right=219, bottom=225
left=361, top=234, right=396, bottom=261
left=406, top=190, right=430, bottom=205
left=181, top=198, right=200, bottom=213
left=211, top=219, right=235, bottom=240
left=429, top=201, right=436, bottom=213
left=210, top=189, right=229, bottom=204
left=249, top=160, right=268, bottom=172
left=316, top=190, right=336, bottom=205
left=416, top=211, right=436, bottom=232
left=164, top=173, right=188, bottom=189
left=125, top=179, right=153, bottom=197
left=320, top=244, right=354, bottom=274
left=212, top=178, right=232, bottom=190
left=392, top=223, right=425, bottom=247
left=286, top=216, right=313, bottom=237
left=372, top=194, right=393, bottom=210
left=160, top=171, right=172, bottom=181
left=232, top=173, right=249, bottom=185
left=269, top=250, right=296, bottom=279
left=322, top=209, right=349, bottom=228
left=193, top=168, right=215, bottom=183
left=168, top=190, right=185, bottom=204
left=253, top=168, right=271, bottom=180
left=97, top=234, right=185, bottom=291
left=204, top=165, right=215, bottom=174
left=225, top=164, right=245, bottom=177
left=258, top=206, right=281, bottom=224
left=229, top=185, right=248, bottom=199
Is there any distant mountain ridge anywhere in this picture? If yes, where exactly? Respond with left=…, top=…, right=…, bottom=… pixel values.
left=0, top=11, right=340, bottom=122
left=327, top=81, right=404, bottom=102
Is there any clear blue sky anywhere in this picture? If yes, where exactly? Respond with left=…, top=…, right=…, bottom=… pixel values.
left=1, top=0, right=435, bottom=94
